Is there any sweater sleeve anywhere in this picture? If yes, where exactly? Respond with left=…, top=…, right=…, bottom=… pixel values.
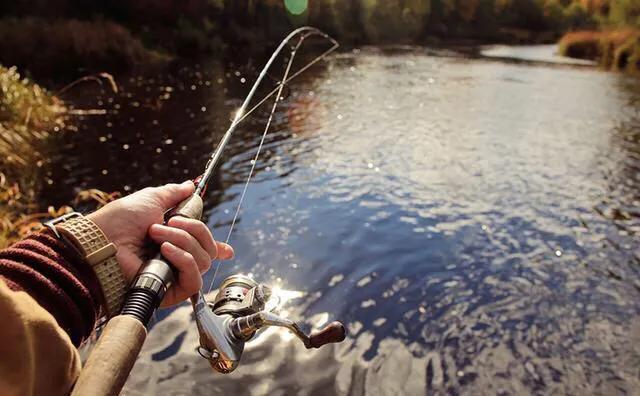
left=0, top=279, right=82, bottom=396
left=0, top=230, right=104, bottom=346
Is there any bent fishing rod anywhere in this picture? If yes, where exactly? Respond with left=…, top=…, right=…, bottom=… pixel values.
left=72, top=27, right=345, bottom=396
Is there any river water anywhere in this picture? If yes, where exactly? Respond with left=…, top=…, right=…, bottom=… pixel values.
left=45, top=45, right=640, bottom=395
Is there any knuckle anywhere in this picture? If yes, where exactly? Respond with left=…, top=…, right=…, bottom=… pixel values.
left=183, top=251, right=195, bottom=263
left=161, top=243, right=177, bottom=259
left=189, top=219, right=206, bottom=234
left=210, top=243, right=219, bottom=259
left=170, top=216, right=195, bottom=230
left=174, top=227, right=194, bottom=245
left=195, top=220, right=208, bottom=232
left=167, top=216, right=181, bottom=227
left=196, top=255, right=209, bottom=271
left=181, top=218, right=199, bottom=231
left=139, top=187, right=154, bottom=195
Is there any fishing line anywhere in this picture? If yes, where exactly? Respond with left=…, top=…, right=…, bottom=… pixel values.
left=193, top=28, right=338, bottom=200
left=207, top=36, right=304, bottom=294
left=232, top=44, right=337, bottom=127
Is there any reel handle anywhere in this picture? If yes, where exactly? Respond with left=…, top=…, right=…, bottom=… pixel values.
left=308, top=321, right=346, bottom=348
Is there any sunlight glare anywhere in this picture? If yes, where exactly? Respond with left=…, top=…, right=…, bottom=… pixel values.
left=264, top=286, right=305, bottom=316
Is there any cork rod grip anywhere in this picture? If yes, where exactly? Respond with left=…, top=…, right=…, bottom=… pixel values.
left=171, top=194, right=204, bottom=220
left=71, top=315, right=147, bottom=396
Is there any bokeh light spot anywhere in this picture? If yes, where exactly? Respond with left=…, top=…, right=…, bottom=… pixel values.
left=284, top=0, right=308, bottom=15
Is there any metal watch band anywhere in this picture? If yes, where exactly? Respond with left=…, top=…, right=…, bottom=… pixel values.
left=46, top=213, right=127, bottom=317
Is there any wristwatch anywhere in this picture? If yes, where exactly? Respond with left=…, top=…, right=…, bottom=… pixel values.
left=45, top=212, right=127, bottom=317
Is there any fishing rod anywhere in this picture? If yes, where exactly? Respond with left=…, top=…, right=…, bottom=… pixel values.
left=72, top=27, right=344, bottom=395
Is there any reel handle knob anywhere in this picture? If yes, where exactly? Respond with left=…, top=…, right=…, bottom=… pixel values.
left=308, top=321, right=346, bottom=348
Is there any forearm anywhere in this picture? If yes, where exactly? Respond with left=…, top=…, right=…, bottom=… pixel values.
left=0, top=230, right=103, bottom=345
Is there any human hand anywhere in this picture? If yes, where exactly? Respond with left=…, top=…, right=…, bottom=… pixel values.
left=87, top=181, right=234, bottom=306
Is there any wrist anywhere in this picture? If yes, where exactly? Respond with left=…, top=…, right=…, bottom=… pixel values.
left=87, top=204, right=118, bottom=243
left=45, top=212, right=127, bottom=317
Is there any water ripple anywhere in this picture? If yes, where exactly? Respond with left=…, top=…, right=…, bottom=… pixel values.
left=47, top=47, right=640, bottom=394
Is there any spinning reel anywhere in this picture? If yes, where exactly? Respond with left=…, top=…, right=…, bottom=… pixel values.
left=192, top=274, right=346, bottom=373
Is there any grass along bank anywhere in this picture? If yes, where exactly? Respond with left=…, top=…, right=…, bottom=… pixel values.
left=0, top=65, right=68, bottom=247
left=0, top=66, right=118, bottom=248
left=558, top=29, right=640, bottom=73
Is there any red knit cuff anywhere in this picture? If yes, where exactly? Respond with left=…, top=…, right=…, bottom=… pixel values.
left=0, top=230, right=104, bottom=345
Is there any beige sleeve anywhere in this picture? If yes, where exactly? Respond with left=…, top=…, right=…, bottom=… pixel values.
left=0, top=279, right=81, bottom=396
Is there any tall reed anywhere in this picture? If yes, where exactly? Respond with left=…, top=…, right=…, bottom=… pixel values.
left=0, top=66, right=69, bottom=247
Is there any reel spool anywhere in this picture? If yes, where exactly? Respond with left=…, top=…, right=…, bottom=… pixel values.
left=211, top=274, right=272, bottom=317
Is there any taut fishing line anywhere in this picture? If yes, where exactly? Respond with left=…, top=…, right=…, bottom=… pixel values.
left=206, top=29, right=339, bottom=294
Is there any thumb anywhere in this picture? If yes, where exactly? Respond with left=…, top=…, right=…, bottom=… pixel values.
left=152, top=181, right=195, bottom=209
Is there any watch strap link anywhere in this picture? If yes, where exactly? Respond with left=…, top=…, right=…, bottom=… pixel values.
left=54, top=215, right=127, bottom=317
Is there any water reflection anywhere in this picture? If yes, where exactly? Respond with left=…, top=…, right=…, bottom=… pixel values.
left=44, top=47, right=640, bottom=394
left=124, top=296, right=433, bottom=395
left=480, top=44, right=597, bottom=66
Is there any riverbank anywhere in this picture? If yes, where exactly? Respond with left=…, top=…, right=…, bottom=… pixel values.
left=0, top=66, right=68, bottom=247
left=0, top=1, right=602, bottom=79
left=558, top=29, right=640, bottom=73
left=0, top=65, right=118, bottom=248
